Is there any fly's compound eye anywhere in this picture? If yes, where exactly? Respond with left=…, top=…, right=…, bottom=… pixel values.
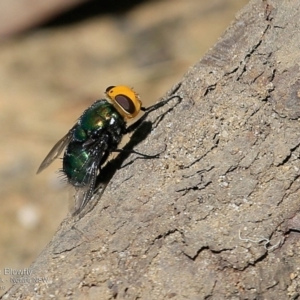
left=115, top=94, right=136, bottom=114
left=105, top=85, right=142, bottom=119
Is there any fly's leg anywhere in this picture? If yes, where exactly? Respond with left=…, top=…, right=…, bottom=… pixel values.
left=119, top=93, right=182, bottom=158
left=126, top=94, right=182, bottom=134
left=112, top=147, right=165, bottom=159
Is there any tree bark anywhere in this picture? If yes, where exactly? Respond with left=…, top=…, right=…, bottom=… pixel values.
left=3, top=0, right=300, bottom=299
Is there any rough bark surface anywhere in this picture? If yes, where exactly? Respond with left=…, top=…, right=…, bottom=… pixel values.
left=3, top=0, right=300, bottom=299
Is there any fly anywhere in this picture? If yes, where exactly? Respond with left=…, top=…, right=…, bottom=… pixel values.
left=37, top=85, right=181, bottom=216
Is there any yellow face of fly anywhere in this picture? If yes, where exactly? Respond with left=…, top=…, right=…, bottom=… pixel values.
left=105, top=86, right=142, bottom=119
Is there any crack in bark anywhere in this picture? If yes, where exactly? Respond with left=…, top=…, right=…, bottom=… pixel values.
left=182, top=166, right=214, bottom=179
left=176, top=179, right=212, bottom=195
left=182, top=138, right=219, bottom=169
left=182, top=246, right=209, bottom=261
left=204, top=84, right=217, bottom=96
left=275, top=142, right=300, bottom=167
left=236, top=21, right=271, bottom=82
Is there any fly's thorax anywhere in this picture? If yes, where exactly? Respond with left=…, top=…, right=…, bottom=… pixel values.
left=79, top=100, right=126, bottom=136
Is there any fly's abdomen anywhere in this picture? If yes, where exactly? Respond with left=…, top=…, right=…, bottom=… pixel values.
left=63, top=142, right=92, bottom=186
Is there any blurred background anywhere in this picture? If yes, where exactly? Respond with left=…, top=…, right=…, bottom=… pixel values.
left=0, top=0, right=248, bottom=294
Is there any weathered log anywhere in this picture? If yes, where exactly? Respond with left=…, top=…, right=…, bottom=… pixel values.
left=3, top=0, right=300, bottom=298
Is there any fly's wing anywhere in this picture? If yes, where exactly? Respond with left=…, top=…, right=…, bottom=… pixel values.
left=69, top=143, right=108, bottom=217
left=70, top=180, right=109, bottom=219
left=36, top=132, right=73, bottom=174
left=70, top=161, right=98, bottom=216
